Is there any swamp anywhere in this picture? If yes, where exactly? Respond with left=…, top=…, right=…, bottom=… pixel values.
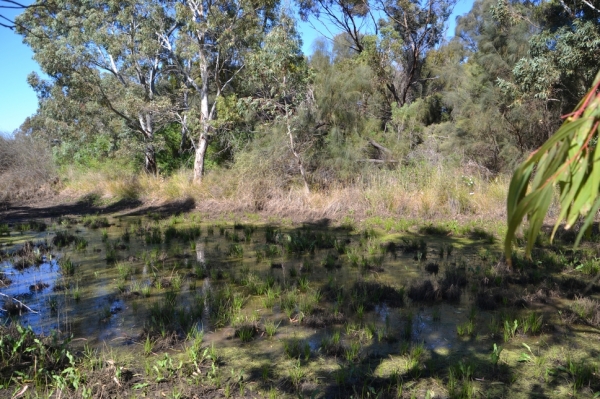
left=1, top=0, right=600, bottom=395
left=1, top=209, right=600, bottom=398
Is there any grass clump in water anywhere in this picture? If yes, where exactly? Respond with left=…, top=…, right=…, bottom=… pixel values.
left=82, top=214, right=110, bottom=229
left=58, top=256, right=76, bottom=276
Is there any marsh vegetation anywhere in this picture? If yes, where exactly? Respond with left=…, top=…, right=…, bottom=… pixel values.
left=1, top=211, right=599, bottom=398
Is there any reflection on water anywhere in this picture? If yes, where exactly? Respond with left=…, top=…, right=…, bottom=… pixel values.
left=0, top=215, right=482, bottom=356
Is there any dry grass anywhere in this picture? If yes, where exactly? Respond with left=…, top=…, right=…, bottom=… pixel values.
left=0, top=134, right=56, bottom=204
left=60, top=160, right=510, bottom=223
left=571, top=296, right=600, bottom=326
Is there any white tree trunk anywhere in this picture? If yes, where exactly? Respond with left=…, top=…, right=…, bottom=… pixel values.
left=139, top=112, right=157, bottom=175
left=193, top=131, right=209, bottom=183
left=193, top=58, right=211, bottom=183
left=285, top=103, right=309, bottom=194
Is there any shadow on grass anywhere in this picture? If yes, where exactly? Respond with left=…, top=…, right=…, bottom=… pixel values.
left=1, top=197, right=196, bottom=223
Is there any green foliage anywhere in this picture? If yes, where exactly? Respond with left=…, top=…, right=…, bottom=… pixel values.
left=0, top=324, right=76, bottom=388
left=505, top=72, right=600, bottom=259
left=10, top=0, right=599, bottom=205
left=156, top=124, right=192, bottom=175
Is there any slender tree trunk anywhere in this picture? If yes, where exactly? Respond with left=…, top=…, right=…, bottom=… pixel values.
left=139, top=113, right=157, bottom=175
left=179, top=91, right=189, bottom=153
left=193, top=59, right=211, bottom=184
left=285, top=102, right=309, bottom=194
left=144, top=143, right=157, bottom=175
left=193, top=131, right=209, bottom=183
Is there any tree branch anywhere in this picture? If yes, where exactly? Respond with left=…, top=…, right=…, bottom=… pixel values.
left=0, top=292, right=39, bottom=314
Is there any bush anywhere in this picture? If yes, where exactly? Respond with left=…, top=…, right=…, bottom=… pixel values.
left=0, top=133, right=56, bottom=203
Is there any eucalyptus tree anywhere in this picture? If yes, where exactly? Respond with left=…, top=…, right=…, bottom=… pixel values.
left=22, top=73, right=129, bottom=166
left=153, top=0, right=279, bottom=183
left=376, top=0, right=454, bottom=106
left=494, top=0, right=600, bottom=114
left=425, top=0, right=554, bottom=171
left=299, top=0, right=455, bottom=110
left=505, top=71, right=600, bottom=261
left=16, top=0, right=179, bottom=174
left=298, top=0, right=375, bottom=53
left=243, top=12, right=312, bottom=192
left=0, top=0, right=30, bottom=29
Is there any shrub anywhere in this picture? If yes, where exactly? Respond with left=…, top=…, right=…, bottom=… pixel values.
left=0, top=133, right=56, bottom=204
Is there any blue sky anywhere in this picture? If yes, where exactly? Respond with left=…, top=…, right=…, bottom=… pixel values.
left=0, top=0, right=474, bottom=134
left=0, top=5, right=44, bottom=134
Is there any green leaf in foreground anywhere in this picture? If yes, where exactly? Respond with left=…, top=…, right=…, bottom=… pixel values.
left=505, top=71, right=600, bottom=263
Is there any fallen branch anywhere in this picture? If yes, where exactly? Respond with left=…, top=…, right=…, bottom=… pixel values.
left=367, top=138, right=392, bottom=157
left=0, top=292, right=39, bottom=314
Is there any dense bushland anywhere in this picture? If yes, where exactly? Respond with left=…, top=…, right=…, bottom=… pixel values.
left=3, top=0, right=597, bottom=217
left=0, top=133, right=56, bottom=204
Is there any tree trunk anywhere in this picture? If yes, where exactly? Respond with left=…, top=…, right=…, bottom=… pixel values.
left=193, top=57, right=211, bottom=184
left=285, top=102, right=309, bottom=194
left=193, top=132, right=208, bottom=184
left=144, top=143, right=157, bottom=175
left=139, top=112, right=157, bottom=175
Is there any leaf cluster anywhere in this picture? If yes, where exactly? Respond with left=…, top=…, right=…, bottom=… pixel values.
left=505, top=71, right=600, bottom=260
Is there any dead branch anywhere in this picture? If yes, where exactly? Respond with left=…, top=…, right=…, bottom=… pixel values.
left=0, top=292, right=39, bottom=314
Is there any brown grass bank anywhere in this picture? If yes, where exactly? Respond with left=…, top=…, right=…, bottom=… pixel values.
left=59, top=162, right=510, bottom=224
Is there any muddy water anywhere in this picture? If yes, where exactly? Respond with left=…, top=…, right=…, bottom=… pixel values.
left=0, top=215, right=488, bottom=356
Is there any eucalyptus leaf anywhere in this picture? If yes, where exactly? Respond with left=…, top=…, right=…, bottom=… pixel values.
left=505, top=71, right=600, bottom=262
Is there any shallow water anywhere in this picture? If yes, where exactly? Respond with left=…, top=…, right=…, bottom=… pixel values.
left=0, top=215, right=490, bottom=356
left=5, top=215, right=600, bottom=398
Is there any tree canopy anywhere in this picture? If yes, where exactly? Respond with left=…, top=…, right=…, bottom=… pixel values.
left=11, top=0, right=599, bottom=199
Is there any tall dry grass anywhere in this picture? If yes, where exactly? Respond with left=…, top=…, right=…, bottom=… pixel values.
left=0, top=134, right=56, bottom=204
left=61, top=159, right=509, bottom=223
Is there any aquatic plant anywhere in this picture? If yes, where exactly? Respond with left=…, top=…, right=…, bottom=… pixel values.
left=284, top=338, right=310, bottom=360
left=144, top=335, right=154, bottom=356
left=457, top=320, right=474, bottom=337
left=235, top=325, right=257, bottom=342
left=321, top=252, right=339, bottom=270
left=243, top=225, right=254, bottom=242
left=59, top=256, right=76, bottom=276
left=164, top=225, right=178, bottom=242
left=288, top=265, right=298, bottom=278
left=521, top=312, right=543, bottom=335
left=145, top=227, right=162, bottom=244
left=298, top=276, right=309, bottom=292
left=74, top=236, right=88, bottom=251
left=82, top=215, right=110, bottom=229
left=344, top=341, right=360, bottom=362
left=227, top=243, right=244, bottom=258
left=288, top=359, right=305, bottom=389
left=263, top=320, right=280, bottom=338
left=321, top=331, right=343, bottom=356
left=401, top=237, right=427, bottom=254
left=503, top=319, right=519, bottom=342
left=171, top=274, right=182, bottom=291
left=72, top=285, right=81, bottom=301
left=105, top=247, right=117, bottom=263
left=116, top=262, right=132, bottom=280
left=345, top=246, right=360, bottom=267
left=53, top=230, right=76, bottom=247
